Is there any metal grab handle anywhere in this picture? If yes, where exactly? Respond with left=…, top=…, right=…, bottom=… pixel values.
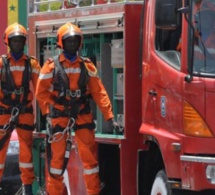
left=148, top=90, right=157, bottom=96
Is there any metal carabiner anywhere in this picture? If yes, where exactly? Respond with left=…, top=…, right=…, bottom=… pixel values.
left=67, top=117, right=75, bottom=129
left=3, top=107, right=20, bottom=131
left=10, top=107, right=20, bottom=122
left=48, top=133, right=62, bottom=143
left=13, top=87, right=24, bottom=95
left=48, top=126, right=68, bottom=143
left=3, top=123, right=10, bottom=131
left=48, top=118, right=75, bottom=143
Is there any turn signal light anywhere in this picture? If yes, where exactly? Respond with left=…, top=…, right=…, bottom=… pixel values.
left=183, top=101, right=213, bottom=137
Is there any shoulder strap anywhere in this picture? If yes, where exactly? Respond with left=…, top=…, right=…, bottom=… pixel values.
left=22, top=56, right=32, bottom=86
left=1, top=56, right=15, bottom=91
left=53, top=55, right=69, bottom=90
left=1, top=56, right=7, bottom=82
left=21, top=56, right=32, bottom=105
left=78, top=59, right=89, bottom=93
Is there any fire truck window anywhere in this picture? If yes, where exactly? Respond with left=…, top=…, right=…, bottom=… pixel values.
left=155, top=27, right=181, bottom=51
left=155, top=27, right=182, bottom=68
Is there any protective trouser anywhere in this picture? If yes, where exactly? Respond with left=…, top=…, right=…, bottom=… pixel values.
left=75, top=128, right=100, bottom=195
left=0, top=113, right=35, bottom=184
left=47, top=113, right=100, bottom=195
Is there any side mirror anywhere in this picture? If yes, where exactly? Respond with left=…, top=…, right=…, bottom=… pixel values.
left=155, top=0, right=182, bottom=29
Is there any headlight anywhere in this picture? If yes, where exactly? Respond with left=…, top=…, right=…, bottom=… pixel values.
left=206, top=165, right=215, bottom=184
left=7, top=141, right=20, bottom=155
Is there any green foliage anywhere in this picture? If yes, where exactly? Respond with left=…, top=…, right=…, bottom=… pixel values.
left=39, top=2, right=62, bottom=12
left=37, top=0, right=138, bottom=11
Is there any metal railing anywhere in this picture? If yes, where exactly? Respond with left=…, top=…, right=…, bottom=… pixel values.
left=29, top=0, right=142, bottom=13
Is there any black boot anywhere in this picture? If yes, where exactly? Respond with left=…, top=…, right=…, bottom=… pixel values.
left=23, top=184, right=33, bottom=195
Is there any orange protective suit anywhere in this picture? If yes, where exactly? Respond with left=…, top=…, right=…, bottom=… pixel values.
left=0, top=53, right=41, bottom=185
left=36, top=53, right=114, bottom=195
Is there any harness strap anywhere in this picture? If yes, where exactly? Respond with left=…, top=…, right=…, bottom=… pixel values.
left=46, top=126, right=72, bottom=178
left=49, top=125, right=65, bottom=134
left=0, top=131, right=11, bottom=150
left=16, top=124, right=35, bottom=131
left=46, top=137, right=72, bottom=178
left=52, top=55, right=89, bottom=103
left=46, top=121, right=95, bottom=178
left=74, top=122, right=96, bottom=131
left=50, top=94, right=92, bottom=119
left=22, top=57, right=31, bottom=105
left=0, top=106, right=33, bottom=115
left=0, top=104, right=34, bottom=151
left=53, top=55, right=69, bottom=87
left=2, top=56, right=15, bottom=93
left=1, top=56, right=31, bottom=106
left=0, top=122, right=35, bottom=151
left=48, top=121, right=95, bottom=133
left=0, top=124, right=34, bottom=131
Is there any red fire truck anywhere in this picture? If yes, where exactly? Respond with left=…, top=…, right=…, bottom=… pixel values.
left=27, top=0, right=215, bottom=194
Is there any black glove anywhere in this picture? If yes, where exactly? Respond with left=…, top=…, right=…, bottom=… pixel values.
left=107, top=118, right=124, bottom=135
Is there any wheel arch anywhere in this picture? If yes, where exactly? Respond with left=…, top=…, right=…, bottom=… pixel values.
left=137, top=141, right=165, bottom=195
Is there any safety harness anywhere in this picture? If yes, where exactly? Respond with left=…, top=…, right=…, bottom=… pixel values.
left=46, top=55, right=95, bottom=177
left=0, top=55, right=35, bottom=150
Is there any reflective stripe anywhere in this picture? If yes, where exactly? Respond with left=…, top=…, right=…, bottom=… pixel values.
left=0, top=164, right=5, bottom=169
left=83, top=166, right=99, bottom=175
left=194, top=45, right=203, bottom=53
left=39, top=72, right=53, bottom=80
left=19, top=162, right=33, bottom=168
left=208, top=48, right=215, bottom=55
left=65, top=151, right=70, bottom=158
left=10, top=66, right=25, bottom=71
left=194, top=46, right=215, bottom=55
left=65, top=67, right=81, bottom=74
left=88, top=71, right=98, bottom=77
left=50, top=167, right=62, bottom=175
left=32, top=68, right=40, bottom=74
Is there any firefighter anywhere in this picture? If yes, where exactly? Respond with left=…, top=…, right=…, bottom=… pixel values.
left=0, top=23, right=41, bottom=195
left=35, top=22, right=121, bottom=195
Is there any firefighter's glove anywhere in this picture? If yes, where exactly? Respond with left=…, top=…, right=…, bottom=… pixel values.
left=107, top=118, right=123, bottom=135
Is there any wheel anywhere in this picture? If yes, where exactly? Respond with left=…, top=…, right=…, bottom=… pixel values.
left=151, top=170, right=172, bottom=195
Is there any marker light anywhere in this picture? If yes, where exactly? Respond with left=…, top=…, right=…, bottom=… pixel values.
left=183, top=101, right=213, bottom=137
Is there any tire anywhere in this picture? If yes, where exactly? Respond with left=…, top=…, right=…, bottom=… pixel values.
left=151, top=170, right=172, bottom=195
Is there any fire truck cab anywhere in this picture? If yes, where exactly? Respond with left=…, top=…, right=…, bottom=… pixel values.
left=27, top=0, right=215, bottom=194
